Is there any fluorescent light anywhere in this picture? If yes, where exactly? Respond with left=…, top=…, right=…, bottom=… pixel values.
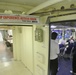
left=51, top=25, right=57, bottom=28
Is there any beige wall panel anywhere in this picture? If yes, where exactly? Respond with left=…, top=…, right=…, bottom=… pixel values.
left=21, top=26, right=33, bottom=73
left=33, top=25, right=49, bottom=75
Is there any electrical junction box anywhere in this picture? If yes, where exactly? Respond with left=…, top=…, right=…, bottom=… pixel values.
left=35, top=28, right=43, bottom=42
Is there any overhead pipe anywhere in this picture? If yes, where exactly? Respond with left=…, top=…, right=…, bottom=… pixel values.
left=30, top=8, right=76, bottom=15
left=46, top=12, right=76, bottom=24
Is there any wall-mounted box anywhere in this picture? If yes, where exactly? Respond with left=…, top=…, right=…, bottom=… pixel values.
left=35, top=28, right=43, bottom=42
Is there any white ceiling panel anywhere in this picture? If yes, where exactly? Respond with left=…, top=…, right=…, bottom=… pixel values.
left=30, top=0, right=76, bottom=15
left=0, top=0, right=47, bottom=6
left=0, top=0, right=75, bottom=15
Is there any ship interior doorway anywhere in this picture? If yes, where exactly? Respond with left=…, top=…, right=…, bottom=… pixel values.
left=0, top=27, right=13, bottom=63
left=49, top=21, right=76, bottom=75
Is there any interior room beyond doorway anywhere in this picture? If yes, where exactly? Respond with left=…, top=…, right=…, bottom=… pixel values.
left=0, top=28, right=13, bottom=62
left=50, top=21, right=76, bottom=75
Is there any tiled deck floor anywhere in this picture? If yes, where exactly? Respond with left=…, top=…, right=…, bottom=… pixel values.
left=0, top=42, right=31, bottom=75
